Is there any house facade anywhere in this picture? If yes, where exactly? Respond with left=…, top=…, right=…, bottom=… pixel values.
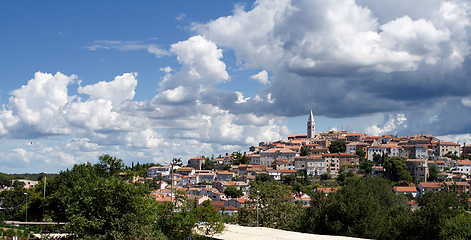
left=259, top=148, right=296, bottom=167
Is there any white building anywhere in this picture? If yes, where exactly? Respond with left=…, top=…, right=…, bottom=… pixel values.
left=147, top=166, right=171, bottom=179
left=434, top=142, right=461, bottom=157
left=367, top=143, right=401, bottom=161
left=306, top=156, right=326, bottom=176
left=453, top=160, right=471, bottom=174
left=248, top=154, right=260, bottom=165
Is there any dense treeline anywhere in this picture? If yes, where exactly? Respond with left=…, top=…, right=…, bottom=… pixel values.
left=236, top=176, right=471, bottom=240
left=3, top=154, right=471, bottom=239
left=0, top=155, right=223, bottom=239
left=0, top=173, right=55, bottom=188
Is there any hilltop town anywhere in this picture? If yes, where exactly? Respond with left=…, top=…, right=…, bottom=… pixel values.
left=144, top=111, right=471, bottom=212
left=2, top=111, right=471, bottom=239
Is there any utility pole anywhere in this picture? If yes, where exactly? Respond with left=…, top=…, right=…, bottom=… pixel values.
left=256, top=190, right=260, bottom=227
left=43, top=172, right=46, bottom=220
left=24, top=192, right=28, bottom=222
left=171, top=161, right=174, bottom=204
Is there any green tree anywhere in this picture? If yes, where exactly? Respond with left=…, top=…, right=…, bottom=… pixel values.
left=281, top=174, right=296, bottom=185
left=355, top=149, right=366, bottom=161
left=231, top=151, right=248, bottom=165
left=47, top=164, right=153, bottom=238
left=412, top=191, right=463, bottom=240
left=295, top=177, right=412, bottom=240
left=383, top=157, right=411, bottom=183
left=329, top=140, right=346, bottom=153
left=224, top=186, right=243, bottom=198
left=428, top=165, right=439, bottom=182
left=0, top=172, right=11, bottom=187
left=255, top=173, right=272, bottom=182
left=201, top=158, right=215, bottom=170
left=241, top=154, right=248, bottom=165
left=439, top=212, right=471, bottom=240
left=373, top=153, right=382, bottom=164
left=236, top=181, right=301, bottom=229
left=0, top=187, right=28, bottom=221
left=320, top=173, right=332, bottom=181
left=131, top=162, right=161, bottom=178
left=300, top=146, right=309, bottom=156
left=398, top=170, right=413, bottom=183
left=337, top=170, right=354, bottom=185
left=155, top=199, right=224, bottom=239
left=95, top=154, right=124, bottom=176
left=359, top=161, right=373, bottom=174
left=44, top=156, right=224, bottom=239
left=12, top=180, right=25, bottom=189
left=443, top=151, right=459, bottom=160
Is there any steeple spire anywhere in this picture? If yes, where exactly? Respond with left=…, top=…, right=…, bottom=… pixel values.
left=307, top=110, right=315, bottom=139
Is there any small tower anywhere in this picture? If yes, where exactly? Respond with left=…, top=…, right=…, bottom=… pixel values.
left=307, top=110, right=315, bottom=139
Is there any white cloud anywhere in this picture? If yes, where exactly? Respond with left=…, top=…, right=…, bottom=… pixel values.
left=170, top=35, right=229, bottom=85
left=176, top=13, right=186, bottom=22
left=365, top=113, right=407, bottom=136
left=250, top=70, right=270, bottom=84
left=85, top=40, right=170, bottom=58
left=380, top=16, right=450, bottom=65
left=0, top=69, right=288, bottom=172
left=437, top=133, right=471, bottom=146
left=160, top=66, right=172, bottom=73
left=462, top=97, right=471, bottom=107
left=77, top=72, right=138, bottom=108
left=194, top=0, right=471, bottom=84
left=158, top=86, right=192, bottom=103
left=64, top=98, right=130, bottom=132
left=0, top=108, right=19, bottom=136
left=13, top=148, right=29, bottom=163
left=235, top=91, right=251, bottom=103
left=8, top=72, right=76, bottom=135
left=4, top=0, right=470, bottom=173
left=122, top=129, right=163, bottom=149
left=191, top=0, right=471, bottom=140
left=64, top=138, right=99, bottom=152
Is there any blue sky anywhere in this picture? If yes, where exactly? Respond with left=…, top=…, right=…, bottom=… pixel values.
left=1, top=0, right=471, bottom=173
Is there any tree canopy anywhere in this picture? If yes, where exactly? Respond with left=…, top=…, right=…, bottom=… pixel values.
left=9, top=154, right=226, bottom=239
left=383, top=157, right=412, bottom=183
left=328, top=140, right=346, bottom=153
left=236, top=180, right=301, bottom=229
left=294, top=177, right=411, bottom=239
left=428, top=165, right=440, bottom=182
left=300, top=146, right=309, bottom=156
left=224, top=186, right=243, bottom=198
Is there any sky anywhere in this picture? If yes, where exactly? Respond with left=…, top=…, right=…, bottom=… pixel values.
left=1, top=0, right=471, bottom=173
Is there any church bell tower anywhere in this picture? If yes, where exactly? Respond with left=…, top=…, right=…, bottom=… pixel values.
left=307, top=110, right=315, bottom=139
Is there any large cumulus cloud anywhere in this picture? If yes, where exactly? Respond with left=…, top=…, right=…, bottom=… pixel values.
left=194, top=0, right=471, bottom=137
left=0, top=35, right=288, bottom=173
left=2, top=0, right=471, bottom=173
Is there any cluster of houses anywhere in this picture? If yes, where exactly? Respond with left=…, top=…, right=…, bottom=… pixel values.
left=0, top=179, right=39, bottom=191
left=144, top=111, right=471, bottom=212
left=393, top=180, right=471, bottom=209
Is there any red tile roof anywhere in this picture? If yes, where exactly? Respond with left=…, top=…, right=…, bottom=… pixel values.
left=439, top=141, right=460, bottom=146
left=223, top=206, right=238, bottom=211
left=457, top=160, right=471, bottom=165
left=419, top=182, right=444, bottom=188
left=393, top=186, right=418, bottom=192
left=346, top=133, right=362, bottom=136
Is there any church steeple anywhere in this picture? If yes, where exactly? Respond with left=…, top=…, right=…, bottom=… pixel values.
left=307, top=110, right=315, bottom=139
